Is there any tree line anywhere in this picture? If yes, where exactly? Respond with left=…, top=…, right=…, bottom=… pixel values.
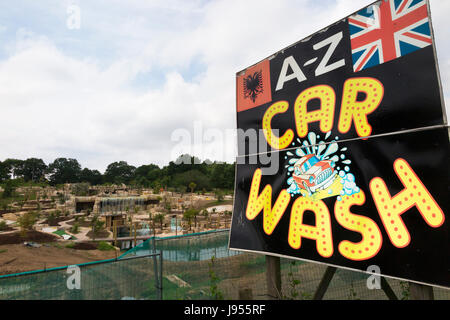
left=0, top=155, right=235, bottom=192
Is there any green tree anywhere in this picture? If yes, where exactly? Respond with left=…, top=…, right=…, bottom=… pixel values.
left=17, top=211, right=38, bottom=237
left=47, top=212, right=57, bottom=225
left=0, top=161, right=10, bottom=182
left=70, top=223, right=80, bottom=234
left=152, top=181, right=162, bottom=194
left=134, top=164, right=161, bottom=187
left=0, top=220, right=8, bottom=231
left=90, top=214, right=105, bottom=240
left=2, top=180, right=16, bottom=198
left=208, top=256, right=224, bottom=300
left=189, top=182, right=197, bottom=193
left=56, top=192, right=66, bottom=204
left=183, top=208, right=199, bottom=230
left=20, top=158, right=47, bottom=182
left=72, top=183, right=90, bottom=196
left=215, top=190, right=224, bottom=202
left=79, top=168, right=103, bottom=185
left=104, top=161, right=136, bottom=185
left=201, top=209, right=209, bottom=218
left=2, top=159, right=24, bottom=179
left=172, top=170, right=210, bottom=191
left=153, top=213, right=165, bottom=231
left=162, top=196, right=172, bottom=213
left=47, top=158, right=82, bottom=185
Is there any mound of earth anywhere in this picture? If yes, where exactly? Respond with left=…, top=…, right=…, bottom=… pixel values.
left=86, top=230, right=110, bottom=239
left=66, top=219, right=92, bottom=228
left=44, top=216, right=72, bottom=226
left=72, top=242, right=98, bottom=250
left=0, top=230, right=59, bottom=245
left=0, top=243, right=117, bottom=276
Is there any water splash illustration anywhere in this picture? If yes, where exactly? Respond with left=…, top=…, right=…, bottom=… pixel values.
left=285, top=131, right=360, bottom=201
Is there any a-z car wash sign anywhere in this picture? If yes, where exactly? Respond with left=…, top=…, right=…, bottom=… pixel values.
left=229, top=0, right=450, bottom=288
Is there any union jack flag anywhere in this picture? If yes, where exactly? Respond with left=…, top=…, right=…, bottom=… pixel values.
left=349, top=0, right=432, bottom=72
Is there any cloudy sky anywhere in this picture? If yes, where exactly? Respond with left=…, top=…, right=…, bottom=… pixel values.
left=0, top=0, right=448, bottom=172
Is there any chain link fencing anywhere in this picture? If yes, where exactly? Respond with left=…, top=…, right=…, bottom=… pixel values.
left=0, top=253, right=161, bottom=300
left=121, top=229, right=450, bottom=300
left=0, top=229, right=448, bottom=300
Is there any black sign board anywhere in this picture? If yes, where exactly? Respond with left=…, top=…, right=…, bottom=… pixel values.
left=230, top=0, right=449, bottom=288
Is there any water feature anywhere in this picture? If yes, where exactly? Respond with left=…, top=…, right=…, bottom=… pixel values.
left=99, top=197, right=146, bottom=213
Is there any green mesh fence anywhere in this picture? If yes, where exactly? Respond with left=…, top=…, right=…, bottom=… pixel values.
left=121, top=229, right=450, bottom=300
left=0, top=254, right=162, bottom=300
left=0, top=229, right=449, bottom=300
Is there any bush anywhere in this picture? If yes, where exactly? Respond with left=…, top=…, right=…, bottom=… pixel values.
left=47, top=212, right=57, bottom=225
left=215, top=190, right=224, bottom=202
left=97, top=241, right=115, bottom=251
left=1, top=180, right=16, bottom=198
left=17, top=211, right=38, bottom=237
left=65, top=242, right=75, bottom=249
left=70, top=223, right=80, bottom=234
left=71, top=183, right=90, bottom=196
left=0, top=220, right=8, bottom=231
left=90, top=214, right=105, bottom=240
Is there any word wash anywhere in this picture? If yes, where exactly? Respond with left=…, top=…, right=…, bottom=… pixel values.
left=246, top=159, right=444, bottom=261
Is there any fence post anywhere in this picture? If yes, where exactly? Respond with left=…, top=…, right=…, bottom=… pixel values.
left=160, top=250, right=163, bottom=299
left=133, top=223, right=137, bottom=247
left=409, top=282, right=434, bottom=300
left=265, top=255, right=281, bottom=299
left=113, top=220, right=117, bottom=247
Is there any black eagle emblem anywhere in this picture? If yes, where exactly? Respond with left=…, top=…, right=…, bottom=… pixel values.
left=243, top=70, right=264, bottom=102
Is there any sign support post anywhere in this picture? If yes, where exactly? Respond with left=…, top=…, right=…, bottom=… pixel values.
left=265, top=256, right=281, bottom=299
left=380, top=277, right=398, bottom=300
left=313, top=266, right=337, bottom=300
left=312, top=266, right=399, bottom=300
left=409, top=282, right=434, bottom=300
left=231, top=0, right=449, bottom=293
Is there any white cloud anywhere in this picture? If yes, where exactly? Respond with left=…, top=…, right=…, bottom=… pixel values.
left=0, top=0, right=448, bottom=171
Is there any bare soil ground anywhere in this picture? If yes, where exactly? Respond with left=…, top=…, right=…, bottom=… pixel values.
left=0, top=242, right=117, bottom=276
left=85, top=229, right=110, bottom=239
left=66, top=219, right=91, bottom=228
left=0, top=230, right=59, bottom=245
left=44, top=216, right=72, bottom=226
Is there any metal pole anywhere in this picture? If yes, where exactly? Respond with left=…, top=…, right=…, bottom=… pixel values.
left=133, top=223, right=137, bottom=248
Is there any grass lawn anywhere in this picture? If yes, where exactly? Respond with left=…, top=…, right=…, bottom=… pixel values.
left=52, top=229, right=77, bottom=240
